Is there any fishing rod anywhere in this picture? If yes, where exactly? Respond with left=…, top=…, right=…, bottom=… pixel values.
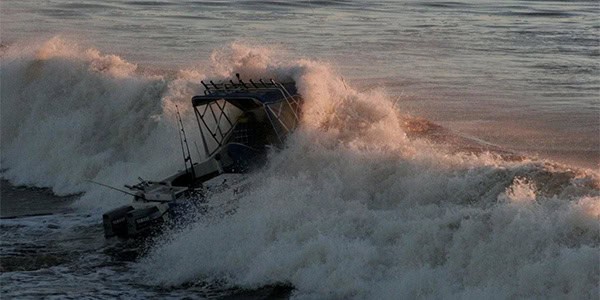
left=175, top=105, right=197, bottom=184
left=86, top=180, right=138, bottom=197
left=88, top=180, right=173, bottom=203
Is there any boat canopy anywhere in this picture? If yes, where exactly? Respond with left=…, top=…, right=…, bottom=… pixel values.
left=192, top=79, right=302, bottom=157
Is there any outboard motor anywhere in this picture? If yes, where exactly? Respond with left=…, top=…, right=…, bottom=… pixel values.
left=102, top=205, right=134, bottom=238
left=126, top=206, right=165, bottom=237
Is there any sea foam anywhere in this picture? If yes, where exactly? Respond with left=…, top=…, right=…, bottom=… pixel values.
left=1, top=38, right=598, bottom=298
left=1, top=38, right=205, bottom=207
left=134, top=42, right=599, bottom=299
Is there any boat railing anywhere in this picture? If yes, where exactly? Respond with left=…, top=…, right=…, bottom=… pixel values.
left=200, top=78, right=283, bottom=95
left=195, top=77, right=302, bottom=157
left=200, top=77, right=301, bottom=124
left=193, top=98, right=239, bottom=158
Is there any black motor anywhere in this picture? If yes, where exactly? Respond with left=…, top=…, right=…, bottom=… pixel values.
left=126, top=206, right=165, bottom=237
left=102, top=205, right=134, bottom=238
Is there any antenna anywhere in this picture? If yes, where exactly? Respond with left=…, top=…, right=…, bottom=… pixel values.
left=175, top=105, right=196, bottom=186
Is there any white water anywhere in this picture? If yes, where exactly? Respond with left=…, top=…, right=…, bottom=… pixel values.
left=127, top=43, right=600, bottom=299
left=1, top=38, right=599, bottom=298
left=1, top=38, right=207, bottom=207
left=2, top=1, right=599, bottom=298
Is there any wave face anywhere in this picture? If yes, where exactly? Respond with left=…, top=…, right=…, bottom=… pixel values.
left=1, top=38, right=599, bottom=298
left=0, top=38, right=208, bottom=207
left=132, top=44, right=600, bottom=299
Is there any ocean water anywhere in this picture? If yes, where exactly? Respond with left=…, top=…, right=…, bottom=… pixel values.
left=1, top=0, right=599, bottom=299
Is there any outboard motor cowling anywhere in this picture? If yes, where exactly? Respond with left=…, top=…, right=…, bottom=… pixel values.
left=103, top=205, right=134, bottom=238
left=126, top=206, right=165, bottom=237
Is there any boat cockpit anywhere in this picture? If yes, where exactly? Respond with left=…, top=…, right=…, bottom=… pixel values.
left=102, top=76, right=303, bottom=238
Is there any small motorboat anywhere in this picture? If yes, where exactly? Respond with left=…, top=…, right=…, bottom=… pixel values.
left=102, top=76, right=302, bottom=238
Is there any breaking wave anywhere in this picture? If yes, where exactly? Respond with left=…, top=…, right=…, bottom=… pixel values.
left=2, top=38, right=599, bottom=298
left=0, top=38, right=208, bottom=207
left=138, top=42, right=598, bottom=299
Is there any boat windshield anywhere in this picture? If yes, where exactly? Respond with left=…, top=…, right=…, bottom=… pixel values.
left=193, top=98, right=243, bottom=157
left=192, top=80, right=302, bottom=158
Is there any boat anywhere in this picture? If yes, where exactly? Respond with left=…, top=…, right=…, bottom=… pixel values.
left=102, top=76, right=302, bottom=238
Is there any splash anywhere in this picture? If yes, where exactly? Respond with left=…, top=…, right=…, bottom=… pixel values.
left=500, top=177, right=538, bottom=204
left=0, top=37, right=205, bottom=207
left=2, top=38, right=598, bottom=298
left=131, top=42, right=600, bottom=299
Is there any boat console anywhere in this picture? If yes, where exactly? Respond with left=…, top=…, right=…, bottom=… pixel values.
left=102, top=76, right=302, bottom=238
